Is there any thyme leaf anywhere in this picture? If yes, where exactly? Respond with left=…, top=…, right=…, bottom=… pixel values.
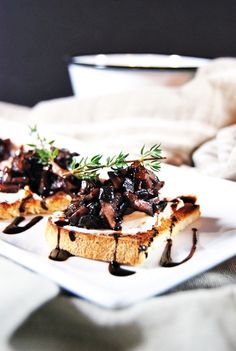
left=27, top=125, right=59, bottom=165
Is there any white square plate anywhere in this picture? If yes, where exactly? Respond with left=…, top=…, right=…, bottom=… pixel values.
left=0, top=164, right=235, bottom=308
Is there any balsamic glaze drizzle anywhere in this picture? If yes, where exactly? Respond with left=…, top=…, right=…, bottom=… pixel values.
left=40, top=200, right=48, bottom=211
left=19, top=195, right=33, bottom=213
left=169, top=215, right=177, bottom=235
left=108, top=260, right=135, bottom=276
left=54, top=220, right=68, bottom=227
left=49, top=247, right=72, bottom=261
left=69, top=231, right=76, bottom=241
left=108, top=233, right=136, bottom=277
left=160, top=228, right=198, bottom=267
left=49, top=225, right=72, bottom=262
left=113, top=233, right=120, bottom=262
left=3, top=216, right=43, bottom=234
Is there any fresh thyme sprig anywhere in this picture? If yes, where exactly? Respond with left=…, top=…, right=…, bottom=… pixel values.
left=140, top=144, right=162, bottom=172
left=27, top=125, right=59, bottom=165
left=68, top=144, right=165, bottom=180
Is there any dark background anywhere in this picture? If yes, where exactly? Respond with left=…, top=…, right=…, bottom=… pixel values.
left=1, top=0, right=236, bottom=107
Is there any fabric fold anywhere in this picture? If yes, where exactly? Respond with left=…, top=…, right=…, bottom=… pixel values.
left=193, top=124, right=236, bottom=180
left=0, top=255, right=59, bottom=345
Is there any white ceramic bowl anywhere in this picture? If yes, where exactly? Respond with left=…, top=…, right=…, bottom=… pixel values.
left=67, top=53, right=209, bottom=98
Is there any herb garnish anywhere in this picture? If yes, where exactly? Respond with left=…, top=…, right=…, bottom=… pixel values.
left=68, top=144, right=165, bottom=180
left=28, top=125, right=59, bottom=164
left=27, top=127, right=164, bottom=179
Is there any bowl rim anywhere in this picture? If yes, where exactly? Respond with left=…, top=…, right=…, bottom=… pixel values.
left=65, top=52, right=209, bottom=71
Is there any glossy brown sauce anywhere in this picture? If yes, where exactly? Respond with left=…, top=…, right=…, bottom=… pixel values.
left=69, top=231, right=76, bottom=241
left=49, top=247, right=72, bottom=261
left=40, top=200, right=48, bottom=211
left=160, top=228, right=198, bottom=267
left=169, top=215, right=177, bottom=235
left=108, top=260, right=135, bottom=276
left=109, top=233, right=136, bottom=277
left=54, top=220, right=68, bottom=227
left=49, top=225, right=72, bottom=262
left=19, top=195, right=33, bottom=213
left=3, top=215, right=43, bottom=234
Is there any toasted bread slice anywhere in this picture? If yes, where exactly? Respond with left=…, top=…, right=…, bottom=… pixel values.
left=0, top=186, right=71, bottom=220
left=0, top=140, right=80, bottom=219
left=45, top=197, right=200, bottom=266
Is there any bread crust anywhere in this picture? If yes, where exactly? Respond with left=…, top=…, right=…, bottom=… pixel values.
left=45, top=201, right=200, bottom=266
left=0, top=187, right=71, bottom=219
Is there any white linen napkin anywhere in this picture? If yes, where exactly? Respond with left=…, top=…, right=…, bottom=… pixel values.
left=29, top=58, right=236, bottom=165
left=7, top=281, right=236, bottom=351
left=193, top=124, right=236, bottom=180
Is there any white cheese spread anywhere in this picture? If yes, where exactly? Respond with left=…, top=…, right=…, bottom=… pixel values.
left=61, top=211, right=158, bottom=235
left=0, top=189, right=27, bottom=204
left=0, top=187, right=44, bottom=204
